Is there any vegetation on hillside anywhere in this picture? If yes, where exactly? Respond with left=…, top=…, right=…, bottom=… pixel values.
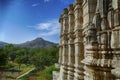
left=0, top=44, right=59, bottom=79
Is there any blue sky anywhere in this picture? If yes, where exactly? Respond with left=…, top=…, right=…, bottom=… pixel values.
left=0, top=0, right=74, bottom=44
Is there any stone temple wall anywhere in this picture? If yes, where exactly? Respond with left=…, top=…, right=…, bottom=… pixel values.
left=57, top=0, right=120, bottom=80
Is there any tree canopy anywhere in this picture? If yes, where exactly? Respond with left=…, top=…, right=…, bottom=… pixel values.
left=0, top=44, right=59, bottom=70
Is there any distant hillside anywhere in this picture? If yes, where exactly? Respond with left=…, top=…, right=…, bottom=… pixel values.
left=0, top=41, right=7, bottom=47
left=0, top=38, right=58, bottom=48
left=17, top=37, right=58, bottom=48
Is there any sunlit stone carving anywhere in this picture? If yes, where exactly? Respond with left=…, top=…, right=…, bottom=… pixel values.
left=56, top=0, right=120, bottom=80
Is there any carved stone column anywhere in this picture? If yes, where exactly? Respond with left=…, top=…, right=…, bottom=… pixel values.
left=74, top=0, right=84, bottom=80
left=82, top=23, right=99, bottom=80
left=82, top=0, right=99, bottom=80
left=97, top=0, right=114, bottom=80
left=60, top=8, right=69, bottom=80
left=59, top=15, right=63, bottom=66
left=111, top=0, right=120, bottom=79
left=67, top=4, right=75, bottom=80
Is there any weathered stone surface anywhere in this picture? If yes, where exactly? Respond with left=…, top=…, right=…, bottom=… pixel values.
left=56, top=0, right=120, bottom=80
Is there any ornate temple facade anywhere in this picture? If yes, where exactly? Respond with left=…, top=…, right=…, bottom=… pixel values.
left=56, top=0, right=120, bottom=80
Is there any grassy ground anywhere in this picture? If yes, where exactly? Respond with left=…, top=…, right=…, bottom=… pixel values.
left=19, top=65, right=59, bottom=80
left=36, top=65, right=56, bottom=80
left=0, top=64, right=34, bottom=80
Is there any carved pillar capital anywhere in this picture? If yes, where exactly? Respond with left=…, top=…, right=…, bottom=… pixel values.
left=74, top=0, right=83, bottom=5
left=59, top=14, right=63, bottom=23
left=68, top=4, right=74, bottom=15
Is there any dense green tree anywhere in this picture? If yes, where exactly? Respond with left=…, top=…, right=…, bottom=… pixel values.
left=0, top=44, right=59, bottom=71
left=9, top=52, right=16, bottom=62
left=15, top=56, right=24, bottom=70
left=0, top=48, right=8, bottom=69
left=30, top=52, right=49, bottom=70
left=3, top=44, right=16, bottom=53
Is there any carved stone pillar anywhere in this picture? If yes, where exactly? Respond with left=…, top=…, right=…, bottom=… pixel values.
left=59, top=15, right=63, bottom=65
left=82, top=23, right=99, bottom=80
left=97, top=0, right=114, bottom=80
left=111, top=0, right=120, bottom=79
left=74, top=0, right=84, bottom=80
left=67, top=4, right=75, bottom=80
left=60, top=8, right=69, bottom=80
left=82, top=0, right=100, bottom=80
left=111, top=30, right=120, bottom=80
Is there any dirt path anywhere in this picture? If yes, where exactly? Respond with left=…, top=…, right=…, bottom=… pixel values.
left=17, top=68, right=35, bottom=79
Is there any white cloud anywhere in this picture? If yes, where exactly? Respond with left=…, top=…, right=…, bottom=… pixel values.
left=36, top=23, right=52, bottom=30
left=44, top=0, right=50, bottom=2
left=40, top=27, right=59, bottom=36
left=29, top=19, right=60, bottom=36
left=32, top=3, right=39, bottom=7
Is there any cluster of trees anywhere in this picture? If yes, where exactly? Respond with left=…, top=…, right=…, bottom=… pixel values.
left=0, top=44, right=59, bottom=70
